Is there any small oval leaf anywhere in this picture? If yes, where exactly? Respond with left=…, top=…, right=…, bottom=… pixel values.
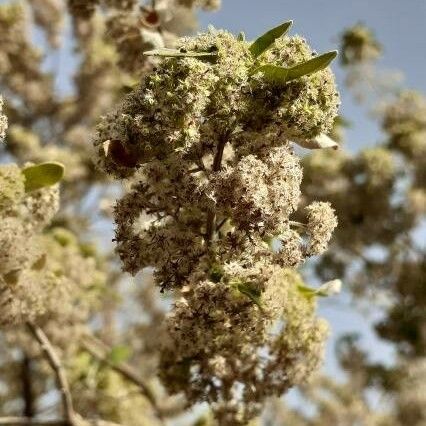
left=249, top=20, right=293, bottom=58
left=252, top=64, right=289, bottom=84
left=237, top=282, right=262, bottom=308
left=293, top=134, right=339, bottom=150
left=286, top=50, right=338, bottom=82
left=297, top=279, right=342, bottom=299
left=22, top=162, right=65, bottom=192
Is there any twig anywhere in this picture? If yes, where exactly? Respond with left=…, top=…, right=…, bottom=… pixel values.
left=0, top=417, right=123, bottom=426
left=216, top=217, right=228, bottom=233
left=289, top=220, right=307, bottom=230
left=188, top=167, right=203, bottom=174
left=26, top=322, right=76, bottom=426
left=205, top=134, right=228, bottom=244
left=21, top=353, right=34, bottom=418
left=80, top=334, right=165, bottom=425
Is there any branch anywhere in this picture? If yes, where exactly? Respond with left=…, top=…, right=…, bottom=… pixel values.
left=205, top=134, right=228, bottom=244
left=0, top=418, right=123, bottom=426
left=26, top=322, right=76, bottom=426
left=21, top=353, right=35, bottom=418
left=0, top=418, right=68, bottom=426
left=80, top=334, right=165, bottom=425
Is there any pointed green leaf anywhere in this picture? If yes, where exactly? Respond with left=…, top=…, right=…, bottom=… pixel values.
left=297, top=279, right=342, bottom=299
left=297, top=284, right=318, bottom=299
left=22, top=162, right=65, bottom=192
left=286, top=50, right=338, bottom=82
left=143, top=48, right=217, bottom=58
left=252, top=64, right=289, bottom=84
left=249, top=20, right=293, bottom=58
left=237, top=282, right=262, bottom=308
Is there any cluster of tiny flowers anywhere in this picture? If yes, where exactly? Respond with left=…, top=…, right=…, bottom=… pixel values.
left=0, top=163, right=59, bottom=326
left=376, top=258, right=426, bottom=357
left=159, top=268, right=328, bottom=425
left=95, top=28, right=339, bottom=423
left=302, top=145, right=403, bottom=256
left=105, top=7, right=164, bottom=74
left=340, top=24, right=382, bottom=66
left=0, top=3, right=54, bottom=113
left=383, top=91, right=426, bottom=153
left=305, top=202, right=339, bottom=257
left=0, top=164, right=105, bottom=332
left=67, top=0, right=218, bottom=75
left=0, top=95, right=7, bottom=140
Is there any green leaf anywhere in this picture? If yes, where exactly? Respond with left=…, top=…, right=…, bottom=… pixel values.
left=22, top=162, right=65, bottom=192
left=249, top=20, right=293, bottom=58
left=316, top=279, right=342, bottom=297
left=143, top=48, right=217, bottom=58
left=286, top=50, right=338, bottom=82
left=252, top=64, right=289, bottom=84
left=297, top=284, right=318, bottom=299
left=297, top=279, right=342, bottom=299
left=237, top=282, right=262, bottom=308
left=209, top=263, right=224, bottom=283
left=107, top=345, right=132, bottom=365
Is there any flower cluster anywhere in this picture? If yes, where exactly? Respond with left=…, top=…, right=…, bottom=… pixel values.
left=340, top=24, right=382, bottom=66
left=0, top=3, right=54, bottom=113
left=0, top=163, right=59, bottom=326
left=383, top=91, right=426, bottom=212
left=95, top=26, right=339, bottom=423
left=160, top=268, right=328, bottom=424
left=67, top=0, right=220, bottom=75
left=0, top=164, right=105, bottom=335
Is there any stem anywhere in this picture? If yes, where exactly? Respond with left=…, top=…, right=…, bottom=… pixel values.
left=21, top=353, right=34, bottom=418
left=26, top=322, right=76, bottom=426
left=205, top=134, right=228, bottom=244
left=0, top=418, right=123, bottom=426
left=81, top=334, right=165, bottom=425
left=289, top=220, right=307, bottom=230
left=216, top=217, right=228, bottom=233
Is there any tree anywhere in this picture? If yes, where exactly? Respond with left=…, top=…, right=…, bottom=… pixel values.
left=0, top=2, right=424, bottom=426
